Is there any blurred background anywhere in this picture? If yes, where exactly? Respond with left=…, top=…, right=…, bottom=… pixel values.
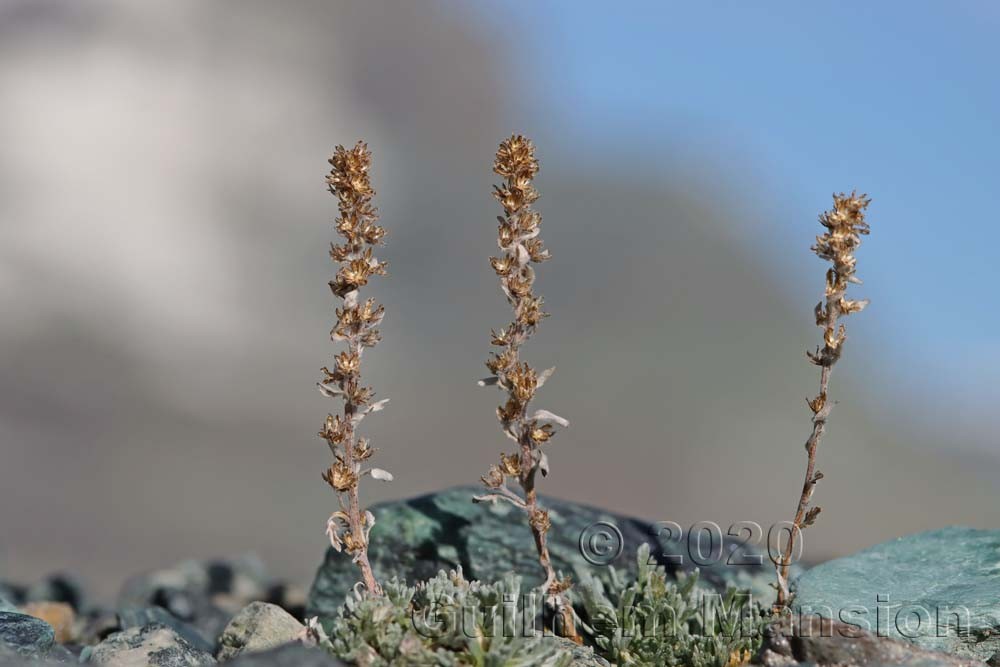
left=1, top=0, right=997, bottom=600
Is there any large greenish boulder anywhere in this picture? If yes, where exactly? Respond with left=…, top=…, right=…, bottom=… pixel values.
left=307, top=486, right=775, bottom=622
left=793, top=526, right=1000, bottom=662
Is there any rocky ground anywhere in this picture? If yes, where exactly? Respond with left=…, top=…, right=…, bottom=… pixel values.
left=2, top=487, right=996, bottom=666
left=0, top=555, right=345, bottom=666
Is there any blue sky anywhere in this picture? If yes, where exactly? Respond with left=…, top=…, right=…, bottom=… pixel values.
left=461, top=1, right=999, bottom=448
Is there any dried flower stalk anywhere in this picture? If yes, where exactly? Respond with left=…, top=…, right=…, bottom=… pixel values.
left=473, top=135, right=577, bottom=639
left=318, top=141, right=392, bottom=596
left=774, top=192, right=871, bottom=608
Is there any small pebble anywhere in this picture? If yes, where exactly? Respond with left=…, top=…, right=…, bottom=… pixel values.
left=19, top=602, right=75, bottom=644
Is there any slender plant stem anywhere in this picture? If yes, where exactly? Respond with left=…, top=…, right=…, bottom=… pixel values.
left=776, top=365, right=830, bottom=607
left=343, top=340, right=380, bottom=596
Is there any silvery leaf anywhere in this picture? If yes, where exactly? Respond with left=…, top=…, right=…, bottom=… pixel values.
left=515, top=243, right=529, bottom=267
left=317, top=382, right=344, bottom=398
left=363, top=510, right=376, bottom=542
left=531, top=409, right=569, bottom=427
left=326, top=512, right=349, bottom=552
left=536, top=367, right=555, bottom=388
left=351, top=398, right=390, bottom=425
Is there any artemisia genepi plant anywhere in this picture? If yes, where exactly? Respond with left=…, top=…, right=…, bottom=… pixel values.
left=318, top=141, right=393, bottom=596
left=774, top=192, right=872, bottom=609
left=474, top=135, right=578, bottom=641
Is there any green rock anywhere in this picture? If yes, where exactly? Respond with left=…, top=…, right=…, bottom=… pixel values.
left=793, top=526, right=1000, bottom=661
left=307, top=486, right=775, bottom=622
left=761, top=613, right=985, bottom=667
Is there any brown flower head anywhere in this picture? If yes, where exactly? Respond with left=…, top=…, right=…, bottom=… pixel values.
left=496, top=399, right=520, bottom=424
left=493, top=135, right=540, bottom=181
left=507, top=362, right=538, bottom=404
left=528, top=422, right=555, bottom=444
left=516, top=295, right=547, bottom=327
left=529, top=508, right=551, bottom=534
left=322, top=461, right=357, bottom=493
left=486, top=349, right=515, bottom=374
left=319, top=414, right=347, bottom=445
left=354, top=438, right=374, bottom=461
left=481, top=465, right=505, bottom=489
left=499, top=452, right=522, bottom=477
left=335, top=351, right=361, bottom=377
left=327, top=142, right=373, bottom=196
left=490, top=328, right=511, bottom=347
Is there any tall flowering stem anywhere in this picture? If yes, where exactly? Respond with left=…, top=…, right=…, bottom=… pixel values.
left=774, top=192, right=871, bottom=608
left=474, top=136, right=576, bottom=639
left=318, top=141, right=392, bottom=597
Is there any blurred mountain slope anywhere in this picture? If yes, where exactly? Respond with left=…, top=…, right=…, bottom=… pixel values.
left=0, top=0, right=995, bottom=597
